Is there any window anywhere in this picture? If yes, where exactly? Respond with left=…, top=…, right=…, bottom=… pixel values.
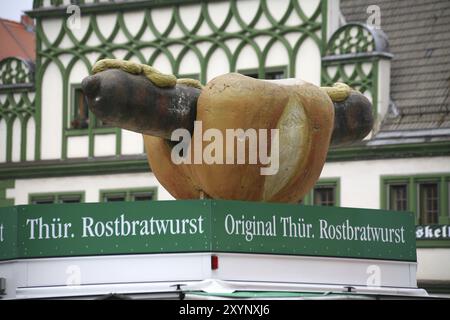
left=132, top=192, right=155, bottom=201
left=265, top=70, right=285, bottom=80
left=314, top=186, right=335, bottom=206
left=71, top=87, right=89, bottom=129
left=101, top=188, right=157, bottom=202
left=103, top=193, right=127, bottom=202
left=419, top=183, right=439, bottom=225
left=382, top=174, right=450, bottom=225
left=70, top=84, right=110, bottom=130
left=31, top=196, right=54, bottom=205
left=60, top=194, right=83, bottom=204
left=239, top=66, right=287, bottom=80
left=30, top=192, right=84, bottom=205
left=302, top=179, right=340, bottom=206
left=388, top=184, right=408, bottom=211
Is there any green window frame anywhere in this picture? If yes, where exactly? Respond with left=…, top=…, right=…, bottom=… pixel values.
left=302, top=178, right=340, bottom=207
left=100, top=187, right=158, bottom=202
left=70, top=84, right=89, bottom=130
left=238, top=66, right=288, bottom=80
left=29, top=191, right=85, bottom=205
left=381, top=174, right=450, bottom=225
left=63, top=84, right=122, bottom=159
left=68, top=83, right=113, bottom=132
left=176, top=73, right=200, bottom=81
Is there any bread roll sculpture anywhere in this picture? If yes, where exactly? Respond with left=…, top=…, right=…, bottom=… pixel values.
left=82, top=59, right=373, bottom=203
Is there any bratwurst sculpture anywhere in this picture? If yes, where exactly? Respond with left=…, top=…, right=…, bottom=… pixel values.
left=82, top=59, right=373, bottom=203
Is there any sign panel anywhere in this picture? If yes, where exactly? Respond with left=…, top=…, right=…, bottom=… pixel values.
left=0, top=200, right=417, bottom=262
left=0, top=206, right=18, bottom=261
left=416, top=225, right=450, bottom=240
left=211, top=201, right=416, bottom=261
left=1, top=201, right=211, bottom=259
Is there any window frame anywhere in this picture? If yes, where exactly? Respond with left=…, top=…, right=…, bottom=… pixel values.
left=68, top=83, right=116, bottom=134
left=71, top=85, right=90, bottom=130
left=100, top=187, right=158, bottom=202
left=381, top=174, right=450, bottom=225
left=302, top=178, right=340, bottom=207
left=388, top=183, right=409, bottom=212
left=63, top=83, right=122, bottom=159
left=29, top=191, right=85, bottom=205
left=238, top=65, right=288, bottom=80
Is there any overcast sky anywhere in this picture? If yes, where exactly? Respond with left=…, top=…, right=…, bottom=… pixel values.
left=0, top=1, right=34, bottom=21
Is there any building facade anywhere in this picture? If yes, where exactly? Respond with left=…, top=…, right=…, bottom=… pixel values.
left=0, top=0, right=449, bottom=295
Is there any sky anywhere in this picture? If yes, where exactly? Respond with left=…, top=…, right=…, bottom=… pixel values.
left=0, top=0, right=34, bottom=22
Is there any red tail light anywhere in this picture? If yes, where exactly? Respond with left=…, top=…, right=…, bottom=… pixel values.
left=211, top=255, right=219, bottom=270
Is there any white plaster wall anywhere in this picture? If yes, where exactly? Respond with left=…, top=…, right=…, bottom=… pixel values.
left=139, top=47, right=156, bottom=64
left=112, top=29, right=129, bottom=45
left=326, top=0, right=341, bottom=40
left=179, top=50, right=202, bottom=77
left=296, top=37, right=321, bottom=85
left=207, top=48, right=229, bottom=82
left=123, top=11, right=145, bottom=36
left=151, top=7, right=173, bottom=35
left=236, top=45, right=259, bottom=71
left=7, top=172, right=174, bottom=205
left=41, top=18, right=62, bottom=46
left=417, top=249, right=450, bottom=281
left=152, top=54, right=173, bottom=75
left=68, top=15, right=90, bottom=47
left=320, top=156, right=450, bottom=210
left=376, top=59, right=392, bottom=130
left=267, top=0, right=291, bottom=21
left=301, top=0, right=321, bottom=18
left=111, top=49, right=129, bottom=60
left=237, top=0, right=264, bottom=27
left=166, top=44, right=184, bottom=64
left=179, top=4, right=202, bottom=31
left=11, top=118, right=21, bottom=162
left=95, top=14, right=117, bottom=40
left=94, top=134, right=116, bottom=157
left=121, top=130, right=144, bottom=155
left=26, top=118, right=36, bottom=161
left=57, top=54, right=72, bottom=69
left=0, top=118, right=6, bottom=163
left=207, top=2, right=231, bottom=33
left=67, top=136, right=89, bottom=158
left=41, top=62, right=63, bottom=160
left=265, top=41, right=289, bottom=69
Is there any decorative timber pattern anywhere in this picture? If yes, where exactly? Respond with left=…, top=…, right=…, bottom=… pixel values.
left=0, top=58, right=34, bottom=86
left=32, top=0, right=326, bottom=160
left=33, top=0, right=142, bottom=7
left=0, top=58, right=36, bottom=163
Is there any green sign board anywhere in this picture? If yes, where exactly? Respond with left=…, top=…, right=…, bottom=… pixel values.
left=0, top=200, right=417, bottom=262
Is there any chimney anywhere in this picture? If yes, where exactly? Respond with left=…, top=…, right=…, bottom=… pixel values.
left=21, top=15, right=35, bottom=32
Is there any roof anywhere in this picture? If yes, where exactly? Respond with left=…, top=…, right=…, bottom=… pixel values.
left=340, top=0, right=450, bottom=136
left=0, top=17, right=35, bottom=61
left=12, top=279, right=433, bottom=300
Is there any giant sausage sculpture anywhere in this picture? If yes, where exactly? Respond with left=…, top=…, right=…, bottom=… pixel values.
left=82, top=59, right=373, bottom=203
